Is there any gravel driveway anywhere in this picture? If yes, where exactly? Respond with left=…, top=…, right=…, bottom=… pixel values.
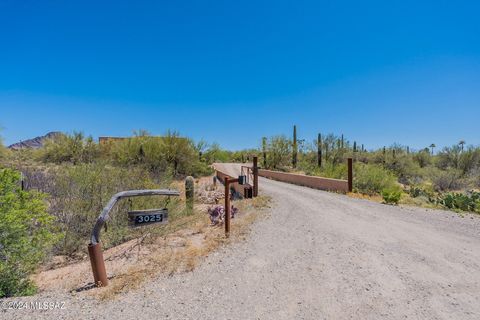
left=3, top=163, right=480, bottom=319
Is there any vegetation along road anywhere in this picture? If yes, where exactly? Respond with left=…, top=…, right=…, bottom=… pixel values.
left=4, top=163, right=480, bottom=320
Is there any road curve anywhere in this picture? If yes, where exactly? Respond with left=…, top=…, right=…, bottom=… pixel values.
left=212, top=163, right=480, bottom=319
left=5, top=163, right=480, bottom=320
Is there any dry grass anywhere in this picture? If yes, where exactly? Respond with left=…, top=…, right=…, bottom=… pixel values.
left=32, top=177, right=271, bottom=301
left=347, top=192, right=384, bottom=203
left=96, top=195, right=270, bottom=300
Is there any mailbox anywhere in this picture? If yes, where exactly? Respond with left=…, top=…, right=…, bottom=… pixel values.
left=238, top=175, right=247, bottom=185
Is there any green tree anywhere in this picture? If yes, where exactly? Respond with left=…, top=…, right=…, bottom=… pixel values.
left=38, top=132, right=99, bottom=164
left=0, top=168, right=61, bottom=297
left=0, top=136, right=8, bottom=160
left=267, top=135, right=291, bottom=169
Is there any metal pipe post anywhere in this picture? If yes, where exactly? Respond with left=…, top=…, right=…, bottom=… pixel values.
left=88, top=243, right=108, bottom=287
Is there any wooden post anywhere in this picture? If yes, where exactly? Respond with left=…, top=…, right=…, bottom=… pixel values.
left=347, top=158, right=353, bottom=192
left=224, top=177, right=230, bottom=237
left=253, top=156, right=258, bottom=197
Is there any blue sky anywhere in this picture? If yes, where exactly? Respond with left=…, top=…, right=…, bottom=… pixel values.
left=1, top=0, right=479, bottom=150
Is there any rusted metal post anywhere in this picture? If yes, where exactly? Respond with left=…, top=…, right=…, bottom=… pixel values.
left=224, top=177, right=231, bottom=237
left=253, top=156, right=258, bottom=197
left=347, top=158, right=353, bottom=192
left=88, top=243, right=108, bottom=287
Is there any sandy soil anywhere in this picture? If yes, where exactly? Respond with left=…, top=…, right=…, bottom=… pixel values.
left=2, top=163, right=480, bottom=319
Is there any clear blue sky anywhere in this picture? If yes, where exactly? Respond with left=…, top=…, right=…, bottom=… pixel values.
left=1, top=0, right=479, bottom=150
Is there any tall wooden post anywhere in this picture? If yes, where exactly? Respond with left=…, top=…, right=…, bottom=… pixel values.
left=224, top=177, right=230, bottom=237
left=253, top=156, right=258, bottom=197
left=347, top=158, right=353, bottom=192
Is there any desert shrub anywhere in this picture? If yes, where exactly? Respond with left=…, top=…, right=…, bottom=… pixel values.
left=202, top=143, right=232, bottom=163
left=354, top=163, right=398, bottom=195
left=45, top=163, right=176, bottom=255
left=427, top=167, right=465, bottom=192
left=319, top=162, right=347, bottom=180
left=108, top=131, right=209, bottom=177
left=458, top=147, right=480, bottom=175
left=0, top=138, right=7, bottom=160
left=189, top=160, right=214, bottom=177
left=298, top=159, right=347, bottom=180
left=413, top=150, right=432, bottom=168
left=436, top=145, right=462, bottom=170
left=385, top=155, right=423, bottom=185
left=0, top=168, right=61, bottom=297
left=381, top=186, right=402, bottom=205
left=266, top=135, right=291, bottom=169
left=37, top=132, right=99, bottom=164
left=408, top=184, right=435, bottom=201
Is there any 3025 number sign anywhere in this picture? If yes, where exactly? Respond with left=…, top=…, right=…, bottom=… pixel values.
left=128, top=209, right=168, bottom=227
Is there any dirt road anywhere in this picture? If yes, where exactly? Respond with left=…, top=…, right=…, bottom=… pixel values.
left=4, top=163, right=480, bottom=319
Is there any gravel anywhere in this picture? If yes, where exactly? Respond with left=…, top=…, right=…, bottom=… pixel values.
left=3, top=164, right=480, bottom=320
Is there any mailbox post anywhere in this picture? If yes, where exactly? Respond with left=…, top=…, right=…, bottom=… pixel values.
left=224, top=174, right=248, bottom=237
left=88, top=189, right=179, bottom=287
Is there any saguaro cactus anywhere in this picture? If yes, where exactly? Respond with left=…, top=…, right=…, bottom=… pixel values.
left=185, top=176, right=194, bottom=212
left=262, top=137, right=267, bottom=168
left=292, top=125, right=298, bottom=168
left=341, top=134, right=344, bottom=149
left=382, top=147, right=386, bottom=166
left=353, top=141, right=357, bottom=152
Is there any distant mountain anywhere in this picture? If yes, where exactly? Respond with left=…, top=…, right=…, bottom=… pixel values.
left=8, top=132, right=63, bottom=150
